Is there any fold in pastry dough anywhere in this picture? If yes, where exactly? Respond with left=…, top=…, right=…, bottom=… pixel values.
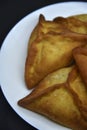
left=54, top=16, right=87, bottom=34
left=73, top=47, right=87, bottom=87
left=68, top=66, right=87, bottom=122
left=18, top=66, right=87, bottom=130
left=28, top=14, right=65, bottom=50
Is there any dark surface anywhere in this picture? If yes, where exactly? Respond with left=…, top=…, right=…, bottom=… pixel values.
left=0, top=0, right=87, bottom=130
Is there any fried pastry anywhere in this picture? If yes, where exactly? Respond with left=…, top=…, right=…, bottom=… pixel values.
left=18, top=85, right=84, bottom=130
left=73, top=47, right=87, bottom=87
left=25, top=30, right=87, bottom=89
left=18, top=66, right=87, bottom=130
left=18, top=14, right=87, bottom=130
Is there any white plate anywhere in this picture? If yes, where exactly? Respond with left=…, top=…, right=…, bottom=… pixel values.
left=0, top=2, right=87, bottom=130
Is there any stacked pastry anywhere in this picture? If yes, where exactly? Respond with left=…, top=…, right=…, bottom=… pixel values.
left=18, top=14, right=87, bottom=130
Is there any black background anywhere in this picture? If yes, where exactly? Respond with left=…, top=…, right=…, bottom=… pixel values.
left=0, top=0, right=87, bottom=130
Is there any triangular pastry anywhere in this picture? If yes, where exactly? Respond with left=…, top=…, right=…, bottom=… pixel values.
left=18, top=66, right=87, bottom=130
left=25, top=30, right=87, bottom=89
left=18, top=84, right=85, bottom=130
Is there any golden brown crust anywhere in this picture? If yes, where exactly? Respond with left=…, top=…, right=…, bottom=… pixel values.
left=25, top=31, right=87, bottom=89
left=23, top=66, right=73, bottom=103
left=54, top=16, right=87, bottom=34
left=69, top=14, right=87, bottom=23
left=18, top=82, right=87, bottom=130
left=25, top=14, right=87, bottom=89
left=67, top=67, right=87, bottom=122
left=18, top=14, right=87, bottom=129
left=18, top=65, right=87, bottom=129
left=73, top=47, right=87, bottom=87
